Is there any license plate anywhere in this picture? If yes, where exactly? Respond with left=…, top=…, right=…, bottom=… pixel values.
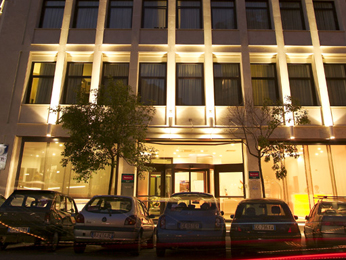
left=253, top=224, right=275, bottom=231
left=91, top=232, right=114, bottom=239
left=180, top=222, right=200, bottom=230
left=8, top=227, right=30, bottom=233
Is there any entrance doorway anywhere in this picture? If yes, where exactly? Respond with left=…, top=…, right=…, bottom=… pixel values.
left=174, top=170, right=208, bottom=193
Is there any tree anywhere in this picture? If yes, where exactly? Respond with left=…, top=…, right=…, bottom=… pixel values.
left=227, top=97, right=310, bottom=198
left=51, top=80, right=156, bottom=194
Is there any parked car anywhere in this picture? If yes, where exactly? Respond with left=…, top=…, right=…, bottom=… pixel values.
left=0, top=194, right=5, bottom=206
left=230, top=198, right=301, bottom=257
left=73, top=195, right=155, bottom=256
left=304, top=196, right=346, bottom=248
left=0, top=189, right=78, bottom=251
left=156, top=192, right=226, bottom=257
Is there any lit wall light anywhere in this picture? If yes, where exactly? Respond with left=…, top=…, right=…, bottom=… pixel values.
left=329, top=125, right=335, bottom=139
left=289, top=125, right=295, bottom=139
left=46, top=124, right=52, bottom=137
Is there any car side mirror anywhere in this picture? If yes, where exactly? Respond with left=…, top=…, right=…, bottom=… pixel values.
left=294, top=215, right=298, bottom=220
left=230, top=214, right=235, bottom=219
left=220, top=211, right=224, bottom=216
left=305, top=215, right=309, bottom=220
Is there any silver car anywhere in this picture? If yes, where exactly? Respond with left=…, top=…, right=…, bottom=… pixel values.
left=156, top=192, right=226, bottom=257
left=74, top=195, right=155, bottom=255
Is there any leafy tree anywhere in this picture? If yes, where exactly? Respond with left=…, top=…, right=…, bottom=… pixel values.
left=51, top=80, right=156, bottom=194
left=227, top=97, right=310, bottom=198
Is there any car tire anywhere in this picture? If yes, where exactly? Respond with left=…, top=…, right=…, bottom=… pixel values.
left=73, top=242, right=86, bottom=254
left=131, top=232, right=141, bottom=256
left=0, top=242, right=8, bottom=250
left=48, top=231, right=59, bottom=252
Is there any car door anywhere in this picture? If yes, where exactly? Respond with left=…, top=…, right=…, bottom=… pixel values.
left=137, top=200, right=154, bottom=240
left=58, top=195, right=76, bottom=240
left=305, top=204, right=318, bottom=238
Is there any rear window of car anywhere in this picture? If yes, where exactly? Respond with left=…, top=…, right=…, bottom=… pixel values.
left=167, top=195, right=217, bottom=211
left=318, top=202, right=346, bottom=215
left=235, top=202, right=292, bottom=218
left=5, top=193, right=53, bottom=208
left=86, top=197, right=132, bottom=213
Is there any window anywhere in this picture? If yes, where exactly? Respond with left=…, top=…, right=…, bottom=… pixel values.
left=279, top=0, right=305, bottom=30
left=177, top=0, right=202, bottom=29
left=102, top=63, right=129, bottom=86
left=139, top=63, right=166, bottom=105
left=211, top=0, right=236, bottom=29
left=61, top=63, right=92, bottom=104
left=25, top=63, right=56, bottom=104
left=142, top=0, right=167, bottom=28
left=72, top=0, right=99, bottom=28
left=288, top=64, right=318, bottom=106
left=245, top=0, right=271, bottom=29
left=324, top=64, right=346, bottom=106
left=251, top=64, right=279, bottom=106
left=107, top=0, right=133, bottom=28
left=214, top=63, right=242, bottom=106
left=39, top=0, right=65, bottom=28
left=313, top=1, right=339, bottom=30
left=176, top=63, right=204, bottom=105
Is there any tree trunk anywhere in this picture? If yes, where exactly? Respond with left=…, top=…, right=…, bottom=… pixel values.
left=114, top=153, right=120, bottom=195
left=108, top=157, right=115, bottom=195
left=258, top=156, right=266, bottom=198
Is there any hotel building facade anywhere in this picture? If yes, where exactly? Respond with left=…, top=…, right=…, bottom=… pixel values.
left=1, top=0, right=346, bottom=219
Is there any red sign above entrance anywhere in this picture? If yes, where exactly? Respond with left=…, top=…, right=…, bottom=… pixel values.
left=249, top=171, right=260, bottom=179
left=122, top=174, right=134, bottom=183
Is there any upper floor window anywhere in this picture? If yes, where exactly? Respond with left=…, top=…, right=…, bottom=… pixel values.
left=176, top=63, right=204, bottom=106
left=214, top=63, right=242, bottom=106
left=251, top=64, right=279, bottom=105
left=211, top=0, right=236, bottom=29
left=25, top=63, right=56, bottom=104
left=279, top=0, right=305, bottom=30
left=246, top=0, right=271, bottom=29
left=177, top=0, right=202, bottom=29
left=142, top=0, right=167, bottom=29
left=107, top=0, right=133, bottom=28
left=72, top=0, right=99, bottom=28
left=61, top=63, right=92, bottom=104
left=324, top=64, right=346, bottom=106
left=39, top=0, right=65, bottom=28
left=102, top=63, right=129, bottom=86
left=139, top=63, right=166, bottom=105
left=313, top=1, right=339, bottom=30
left=288, top=64, right=318, bottom=106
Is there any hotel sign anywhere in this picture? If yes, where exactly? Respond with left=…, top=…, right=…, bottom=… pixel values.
left=0, top=144, right=8, bottom=170
left=249, top=171, right=260, bottom=179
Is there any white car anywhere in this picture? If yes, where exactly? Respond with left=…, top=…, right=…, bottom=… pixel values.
left=74, top=195, right=155, bottom=255
left=156, top=192, right=226, bottom=257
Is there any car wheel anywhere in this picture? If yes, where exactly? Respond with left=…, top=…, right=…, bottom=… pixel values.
left=48, top=231, right=59, bottom=252
left=0, top=242, right=8, bottom=250
left=73, top=242, right=86, bottom=254
left=131, top=232, right=141, bottom=256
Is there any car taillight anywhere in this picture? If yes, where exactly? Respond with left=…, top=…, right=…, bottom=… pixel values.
left=75, top=213, right=85, bottom=223
left=215, top=217, right=222, bottom=229
left=230, top=224, right=242, bottom=232
left=288, top=223, right=299, bottom=233
left=159, top=215, right=166, bottom=229
left=44, top=212, right=50, bottom=223
left=124, top=215, right=137, bottom=225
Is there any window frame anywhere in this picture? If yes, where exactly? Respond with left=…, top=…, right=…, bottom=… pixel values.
left=313, top=0, right=339, bottom=31
left=39, top=0, right=66, bottom=28
left=141, top=0, right=168, bottom=29
left=72, top=0, right=99, bottom=29
left=324, top=63, right=346, bottom=106
left=176, top=63, right=205, bottom=106
left=211, top=0, right=237, bottom=29
left=102, top=62, right=129, bottom=86
left=176, top=0, right=203, bottom=29
left=245, top=0, right=272, bottom=30
left=138, top=63, right=167, bottom=106
left=213, top=63, right=242, bottom=106
left=106, top=0, right=133, bottom=29
left=279, top=0, right=305, bottom=30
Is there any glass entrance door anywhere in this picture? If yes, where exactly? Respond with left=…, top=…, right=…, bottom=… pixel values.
left=174, top=170, right=207, bottom=193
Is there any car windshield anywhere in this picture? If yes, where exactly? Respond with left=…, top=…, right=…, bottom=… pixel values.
left=235, top=202, right=292, bottom=219
left=5, top=193, right=54, bottom=208
left=86, top=197, right=132, bottom=213
left=167, top=194, right=217, bottom=211
left=318, top=202, right=346, bottom=215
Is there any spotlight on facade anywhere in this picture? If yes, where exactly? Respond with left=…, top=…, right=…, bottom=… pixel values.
left=46, top=124, right=52, bottom=137
left=289, top=125, right=295, bottom=139
left=329, top=125, right=335, bottom=139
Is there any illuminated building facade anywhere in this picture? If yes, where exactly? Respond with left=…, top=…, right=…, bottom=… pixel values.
left=0, top=0, right=346, bottom=219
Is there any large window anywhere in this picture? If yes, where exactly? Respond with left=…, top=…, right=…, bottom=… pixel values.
left=313, top=1, right=339, bottom=30
left=61, top=63, right=92, bottom=104
left=211, top=0, right=236, bottom=29
left=72, top=0, right=99, bottom=28
left=176, top=63, right=204, bottom=106
left=214, top=63, right=242, bottom=106
left=251, top=64, right=279, bottom=106
left=177, top=0, right=202, bottom=29
left=324, top=64, right=346, bottom=106
left=139, top=63, right=166, bottom=105
left=25, top=63, right=56, bottom=104
left=39, top=0, right=65, bottom=28
left=102, top=63, right=129, bottom=86
left=142, top=0, right=167, bottom=28
left=107, top=0, right=133, bottom=28
left=246, top=0, right=271, bottom=29
left=288, top=64, right=318, bottom=106
left=279, top=0, right=305, bottom=30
